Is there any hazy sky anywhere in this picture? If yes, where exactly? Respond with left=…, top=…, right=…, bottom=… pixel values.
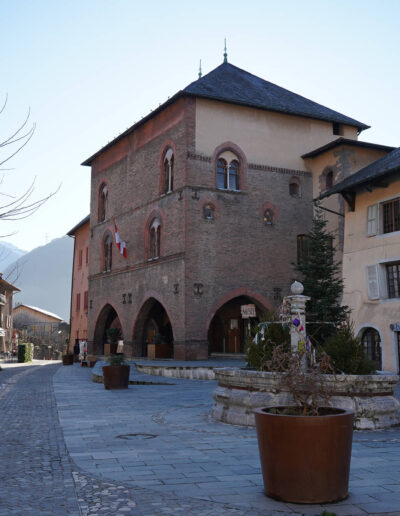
left=1, top=0, right=399, bottom=252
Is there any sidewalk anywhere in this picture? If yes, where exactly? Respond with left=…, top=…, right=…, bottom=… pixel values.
left=53, top=363, right=400, bottom=515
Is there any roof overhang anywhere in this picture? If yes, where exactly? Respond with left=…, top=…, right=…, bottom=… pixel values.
left=302, top=138, right=394, bottom=159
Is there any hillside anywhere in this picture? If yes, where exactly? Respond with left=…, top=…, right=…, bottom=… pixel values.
left=4, top=236, right=73, bottom=320
left=0, top=242, right=27, bottom=271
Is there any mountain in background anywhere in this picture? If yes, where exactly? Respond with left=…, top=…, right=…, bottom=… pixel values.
left=4, top=236, right=73, bottom=321
left=0, top=242, right=27, bottom=271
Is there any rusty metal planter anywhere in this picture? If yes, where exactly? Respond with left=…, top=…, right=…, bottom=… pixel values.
left=254, top=407, right=354, bottom=504
left=102, top=365, right=130, bottom=389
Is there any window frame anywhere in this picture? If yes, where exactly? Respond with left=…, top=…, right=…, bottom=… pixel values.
left=386, top=261, right=400, bottom=299
left=98, top=183, right=108, bottom=223
left=216, top=156, right=240, bottom=191
left=361, top=327, right=382, bottom=370
left=149, top=219, right=161, bottom=260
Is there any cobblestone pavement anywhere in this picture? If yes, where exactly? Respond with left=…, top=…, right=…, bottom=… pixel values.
left=1, top=362, right=400, bottom=515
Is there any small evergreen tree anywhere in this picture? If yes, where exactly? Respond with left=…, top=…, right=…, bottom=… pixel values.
left=295, top=207, right=349, bottom=344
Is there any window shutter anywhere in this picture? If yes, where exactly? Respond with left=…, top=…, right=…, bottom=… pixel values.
left=367, top=205, right=378, bottom=236
left=366, top=264, right=379, bottom=300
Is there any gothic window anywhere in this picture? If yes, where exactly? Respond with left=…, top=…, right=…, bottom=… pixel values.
left=217, top=156, right=240, bottom=191
left=149, top=219, right=161, bottom=259
left=203, top=203, right=215, bottom=220
left=361, top=328, right=382, bottom=370
left=163, top=148, right=174, bottom=194
left=103, top=234, right=112, bottom=272
left=263, top=208, right=273, bottom=225
left=98, top=183, right=108, bottom=222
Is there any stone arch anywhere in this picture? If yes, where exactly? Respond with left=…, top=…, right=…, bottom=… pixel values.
left=93, top=303, right=122, bottom=355
left=207, top=288, right=272, bottom=355
left=132, top=294, right=174, bottom=358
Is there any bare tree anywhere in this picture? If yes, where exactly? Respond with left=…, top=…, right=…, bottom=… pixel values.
left=0, top=94, right=58, bottom=226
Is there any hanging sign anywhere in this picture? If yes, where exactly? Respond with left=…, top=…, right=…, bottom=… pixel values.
left=241, top=304, right=256, bottom=319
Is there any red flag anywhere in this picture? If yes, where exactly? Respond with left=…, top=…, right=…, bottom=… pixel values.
left=114, top=220, right=127, bottom=258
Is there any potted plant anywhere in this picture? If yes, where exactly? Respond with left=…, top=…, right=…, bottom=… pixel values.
left=106, top=328, right=121, bottom=355
left=254, top=345, right=354, bottom=504
left=102, top=354, right=130, bottom=389
left=62, top=341, right=74, bottom=365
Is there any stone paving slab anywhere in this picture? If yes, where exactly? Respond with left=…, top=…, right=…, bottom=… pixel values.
left=53, top=363, right=400, bottom=515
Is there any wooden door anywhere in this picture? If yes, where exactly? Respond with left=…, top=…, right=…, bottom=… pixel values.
left=227, top=318, right=240, bottom=353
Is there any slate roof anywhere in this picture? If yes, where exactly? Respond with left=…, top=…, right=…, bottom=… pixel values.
left=302, top=137, right=394, bottom=159
left=183, top=62, right=369, bottom=131
left=82, top=61, right=369, bottom=166
left=319, top=146, right=400, bottom=199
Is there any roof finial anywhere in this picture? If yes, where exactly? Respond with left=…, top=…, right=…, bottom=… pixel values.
left=223, top=38, right=228, bottom=63
left=198, top=59, right=202, bottom=79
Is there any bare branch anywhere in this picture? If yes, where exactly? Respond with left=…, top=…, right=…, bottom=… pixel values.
left=0, top=107, right=31, bottom=147
left=0, top=122, right=36, bottom=167
left=0, top=94, right=8, bottom=115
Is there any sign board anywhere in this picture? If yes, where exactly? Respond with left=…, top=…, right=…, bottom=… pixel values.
left=241, top=304, right=256, bottom=319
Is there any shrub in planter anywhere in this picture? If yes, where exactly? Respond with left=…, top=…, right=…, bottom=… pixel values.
left=102, top=354, right=130, bottom=389
left=18, top=342, right=34, bottom=363
left=254, top=345, right=354, bottom=504
left=106, top=328, right=121, bottom=355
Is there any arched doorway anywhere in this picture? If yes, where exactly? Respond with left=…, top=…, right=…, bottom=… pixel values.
left=133, top=298, right=173, bottom=358
left=360, top=327, right=382, bottom=371
left=93, top=304, right=122, bottom=355
left=208, top=295, right=266, bottom=355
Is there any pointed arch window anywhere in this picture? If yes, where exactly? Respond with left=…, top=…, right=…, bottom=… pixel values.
left=217, top=156, right=240, bottom=191
left=98, top=183, right=108, bottom=222
left=103, top=234, right=112, bottom=272
left=149, top=219, right=161, bottom=259
left=163, top=148, right=174, bottom=194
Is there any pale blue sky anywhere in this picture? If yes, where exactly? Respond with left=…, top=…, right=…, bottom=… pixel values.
left=1, top=0, right=399, bottom=251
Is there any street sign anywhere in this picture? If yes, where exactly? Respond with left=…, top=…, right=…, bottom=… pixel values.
left=241, top=304, right=256, bottom=319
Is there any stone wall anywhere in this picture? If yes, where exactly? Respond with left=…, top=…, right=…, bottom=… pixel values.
left=211, top=367, right=400, bottom=430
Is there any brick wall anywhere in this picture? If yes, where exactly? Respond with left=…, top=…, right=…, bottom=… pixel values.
left=87, top=97, right=313, bottom=359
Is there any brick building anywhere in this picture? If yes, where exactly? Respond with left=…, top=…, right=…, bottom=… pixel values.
left=82, top=59, right=390, bottom=360
left=67, top=215, right=90, bottom=352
